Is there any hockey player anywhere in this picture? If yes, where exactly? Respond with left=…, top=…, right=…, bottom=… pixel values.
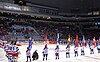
left=97, top=43, right=100, bottom=53
left=74, top=45, right=78, bottom=57
left=80, top=45, right=85, bottom=55
left=55, top=45, right=59, bottom=60
left=42, top=45, right=48, bottom=61
left=26, top=47, right=31, bottom=62
left=90, top=43, right=94, bottom=54
left=4, top=41, right=12, bottom=61
left=66, top=44, right=70, bottom=58
left=0, top=40, right=4, bottom=48
left=10, top=41, right=20, bottom=62
left=32, top=50, right=39, bottom=61
left=4, top=41, right=11, bottom=57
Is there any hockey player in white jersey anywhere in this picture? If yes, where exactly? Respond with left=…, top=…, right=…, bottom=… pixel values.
left=0, top=40, right=4, bottom=48
left=90, top=43, right=94, bottom=54
left=55, top=45, right=59, bottom=60
left=4, top=41, right=12, bottom=62
left=97, top=42, right=100, bottom=53
left=80, top=45, right=85, bottom=55
left=10, top=41, right=20, bottom=62
left=4, top=41, right=11, bottom=57
left=74, top=45, right=78, bottom=57
left=66, top=44, right=70, bottom=58
left=26, top=47, right=31, bottom=62
left=42, top=44, right=48, bottom=61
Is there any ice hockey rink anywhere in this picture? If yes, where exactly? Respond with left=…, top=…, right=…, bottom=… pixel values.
left=0, top=44, right=100, bottom=62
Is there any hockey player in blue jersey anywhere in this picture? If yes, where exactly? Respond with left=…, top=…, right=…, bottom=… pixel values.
left=66, top=44, right=70, bottom=58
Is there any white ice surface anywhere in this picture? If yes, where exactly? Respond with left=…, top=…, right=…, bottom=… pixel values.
left=0, top=44, right=100, bottom=62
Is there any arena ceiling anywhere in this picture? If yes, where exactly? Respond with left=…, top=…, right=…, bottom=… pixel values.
left=26, top=0, right=100, bottom=13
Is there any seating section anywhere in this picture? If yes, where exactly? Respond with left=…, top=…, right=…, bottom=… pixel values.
left=0, top=21, right=100, bottom=42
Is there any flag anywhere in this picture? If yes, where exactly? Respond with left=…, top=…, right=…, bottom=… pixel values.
left=82, top=35, right=85, bottom=47
left=44, top=33, right=48, bottom=45
left=68, top=34, right=70, bottom=42
left=28, top=37, right=33, bottom=50
left=76, top=34, right=78, bottom=47
left=82, top=35, right=85, bottom=42
left=57, top=33, right=60, bottom=45
left=93, top=37, right=96, bottom=48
